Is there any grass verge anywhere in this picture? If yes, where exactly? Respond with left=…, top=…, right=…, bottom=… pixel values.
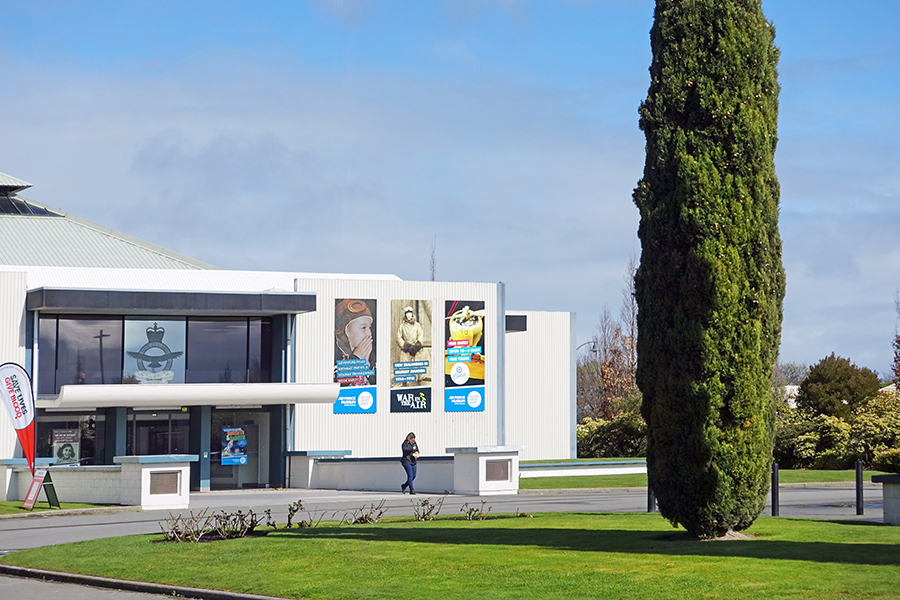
left=2, top=512, right=898, bottom=599
left=520, top=469, right=888, bottom=490
left=0, top=501, right=112, bottom=515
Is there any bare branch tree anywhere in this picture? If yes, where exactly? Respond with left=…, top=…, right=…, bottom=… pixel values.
left=577, top=266, right=640, bottom=422
left=892, top=290, right=900, bottom=387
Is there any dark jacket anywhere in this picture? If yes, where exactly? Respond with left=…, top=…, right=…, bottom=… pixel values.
left=401, top=440, right=419, bottom=464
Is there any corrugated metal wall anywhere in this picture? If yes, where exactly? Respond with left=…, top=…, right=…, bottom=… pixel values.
left=0, top=271, right=27, bottom=460
left=504, top=310, right=576, bottom=460
left=292, top=279, right=503, bottom=459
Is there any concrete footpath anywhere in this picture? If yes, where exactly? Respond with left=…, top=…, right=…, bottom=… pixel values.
left=0, top=484, right=886, bottom=600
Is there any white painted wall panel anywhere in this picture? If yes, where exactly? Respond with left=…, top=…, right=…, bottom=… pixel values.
left=0, top=271, right=27, bottom=461
left=292, top=279, right=503, bottom=459
left=504, top=310, right=576, bottom=460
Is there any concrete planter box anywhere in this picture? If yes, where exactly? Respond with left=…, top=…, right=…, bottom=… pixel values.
left=447, top=446, right=525, bottom=496
left=872, top=474, right=900, bottom=526
left=1, top=455, right=196, bottom=510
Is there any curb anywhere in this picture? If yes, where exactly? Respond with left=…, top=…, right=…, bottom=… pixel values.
left=0, top=564, right=289, bottom=600
left=0, top=506, right=142, bottom=520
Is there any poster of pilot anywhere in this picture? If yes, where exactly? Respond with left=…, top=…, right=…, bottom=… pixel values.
left=444, top=300, right=486, bottom=412
left=333, top=299, right=377, bottom=414
left=390, top=300, right=432, bottom=412
left=123, top=320, right=186, bottom=384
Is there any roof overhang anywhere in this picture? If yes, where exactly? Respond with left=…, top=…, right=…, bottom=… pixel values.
left=38, top=382, right=340, bottom=409
left=26, top=287, right=316, bottom=316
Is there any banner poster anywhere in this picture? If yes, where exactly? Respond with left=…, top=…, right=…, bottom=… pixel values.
left=444, top=301, right=486, bottom=412
left=123, top=320, right=185, bottom=384
left=53, top=429, right=80, bottom=464
left=221, top=427, right=248, bottom=465
left=333, top=299, right=377, bottom=414
left=0, top=362, right=36, bottom=473
left=390, top=300, right=432, bottom=412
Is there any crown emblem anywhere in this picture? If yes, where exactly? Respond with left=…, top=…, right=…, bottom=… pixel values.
left=146, top=323, right=165, bottom=343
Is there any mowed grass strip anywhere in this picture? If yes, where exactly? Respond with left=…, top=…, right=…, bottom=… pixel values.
left=2, top=513, right=898, bottom=600
left=520, top=469, right=888, bottom=489
left=0, top=501, right=112, bottom=515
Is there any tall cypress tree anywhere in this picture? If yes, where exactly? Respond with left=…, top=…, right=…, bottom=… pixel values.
left=633, top=0, right=785, bottom=538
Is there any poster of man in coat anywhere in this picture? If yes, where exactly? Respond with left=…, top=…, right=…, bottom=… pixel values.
left=390, top=300, right=432, bottom=412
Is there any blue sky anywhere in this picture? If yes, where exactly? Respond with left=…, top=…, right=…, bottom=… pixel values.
left=2, top=1, right=898, bottom=376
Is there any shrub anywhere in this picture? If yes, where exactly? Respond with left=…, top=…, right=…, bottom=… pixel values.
left=581, top=412, right=646, bottom=458
left=813, top=449, right=855, bottom=470
left=796, top=353, right=881, bottom=419
left=848, top=412, right=900, bottom=466
left=576, top=417, right=606, bottom=457
left=773, top=414, right=849, bottom=469
left=873, top=448, right=900, bottom=474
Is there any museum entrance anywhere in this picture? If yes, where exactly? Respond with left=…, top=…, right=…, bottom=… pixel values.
left=210, top=408, right=271, bottom=490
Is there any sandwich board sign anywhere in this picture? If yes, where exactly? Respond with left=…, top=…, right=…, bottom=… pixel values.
left=23, top=469, right=60, bottom=510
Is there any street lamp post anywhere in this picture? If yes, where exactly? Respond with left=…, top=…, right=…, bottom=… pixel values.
left=576, top=341, right=598, bottom=354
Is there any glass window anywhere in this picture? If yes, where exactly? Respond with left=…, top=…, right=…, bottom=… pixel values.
left=56, top=317, right=123, bottom=391
left=36, top=410, right=105, bottom=465
left=186, top=319, right=248, bottom=383
left=38, top=315, right=58, bottom=396
left=124, top=319, right=186, bottom=384
left=127, top=410, right=190, bottom=455
left=248, top=319, right=272, bottom=383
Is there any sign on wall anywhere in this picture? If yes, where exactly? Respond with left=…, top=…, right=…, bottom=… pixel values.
left=221, top=427, right=248, bottom=465
left=53, top=429, right=80, bottom=464
left=390, top=300, right=432, bottom=412
left=444, top=301, right=486, bottom=412
left=333, top=299, right=378, bottom=413
left=124, top=320, right=185, bottom=384
left=0, top=362, right=36, bottom=473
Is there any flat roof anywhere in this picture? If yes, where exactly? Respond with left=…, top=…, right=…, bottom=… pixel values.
left=26, top=287, right=316, bottom=315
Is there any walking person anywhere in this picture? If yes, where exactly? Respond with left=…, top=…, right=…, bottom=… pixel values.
left=400, top=432, right=419, bottom=494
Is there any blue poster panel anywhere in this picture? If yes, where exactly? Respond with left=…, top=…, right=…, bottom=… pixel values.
left=334, top=387, right=377, bottom=414
left=445, top=386, right=485, bottom=412
left=221, top=427, right=248, bottom=465
left=390, top=300, right=432, bottom=412
left=444, top=300, right=486, bottom=412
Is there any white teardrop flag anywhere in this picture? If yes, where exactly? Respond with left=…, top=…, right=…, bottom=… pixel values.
left=1, top=363, right=36, bottom=474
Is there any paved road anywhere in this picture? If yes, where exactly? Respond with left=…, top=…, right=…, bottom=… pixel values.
left=0, top=485, right=885, bottom=599
left=1, top=574, right=168, bottom=600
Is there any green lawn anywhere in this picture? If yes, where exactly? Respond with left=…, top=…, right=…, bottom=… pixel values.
left=2, top=512, right=898, bottom=599
left=0, top=501, right=112, bottom=515
left=521, top=458, right=644, bottom=465
left=520, top=469, right=888, bottom=490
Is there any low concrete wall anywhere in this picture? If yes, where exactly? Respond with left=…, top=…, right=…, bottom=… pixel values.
left=4, top=464, right=122, bottom=504
left=304, top=457, right=454, bottom=494
left=288, top=447, right=526, bottom=496
left=1, top=455, right=196, bottom=509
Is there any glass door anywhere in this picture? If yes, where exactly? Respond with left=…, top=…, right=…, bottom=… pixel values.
left=210, top=408, right=270, bottom=489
